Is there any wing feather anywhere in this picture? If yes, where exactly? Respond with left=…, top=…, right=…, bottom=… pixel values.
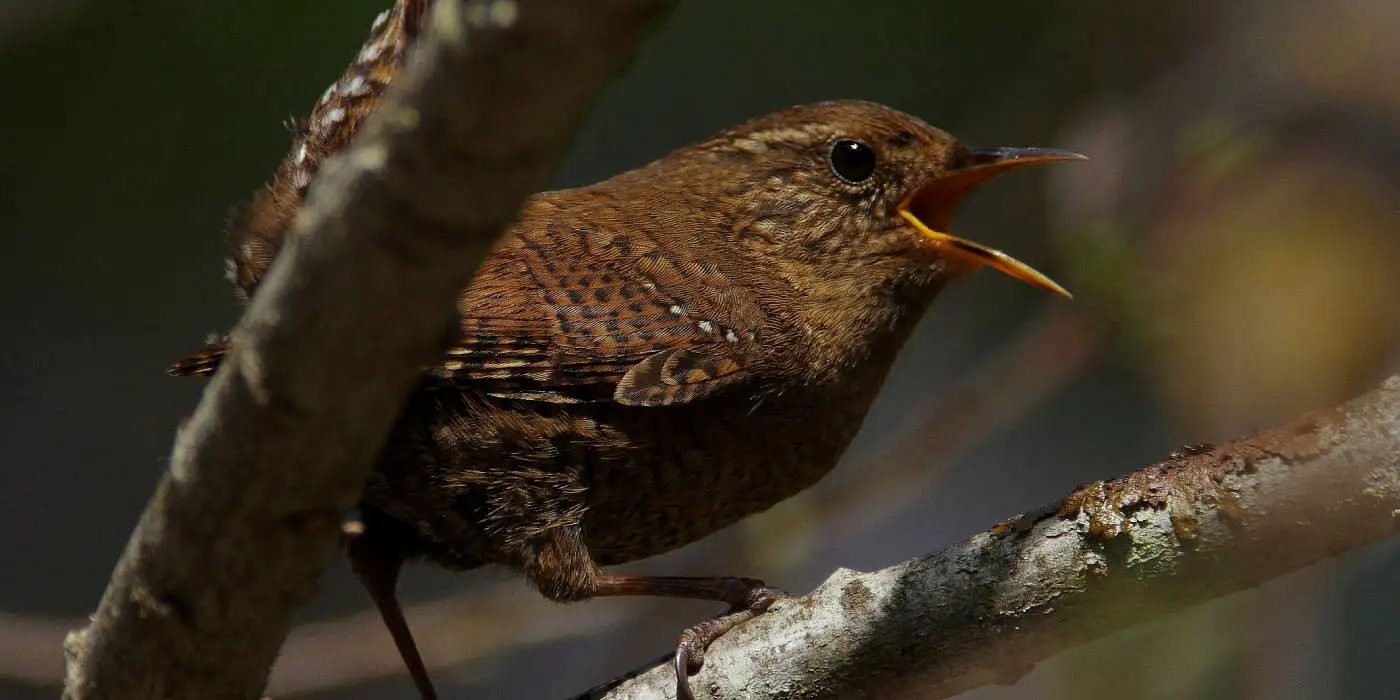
left=172, top=221, right=765, bottom=408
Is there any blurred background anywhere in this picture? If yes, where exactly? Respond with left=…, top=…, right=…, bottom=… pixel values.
left=2, top=1, right=1398, bottom=698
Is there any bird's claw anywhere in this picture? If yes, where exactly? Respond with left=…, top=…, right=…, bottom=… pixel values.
left=672, top=582, right=789, bottom=699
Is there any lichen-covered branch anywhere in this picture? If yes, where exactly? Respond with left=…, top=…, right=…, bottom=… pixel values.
left=61, top=1, right=671, bottom=698
left=589, top=375, right=1400, bottom=700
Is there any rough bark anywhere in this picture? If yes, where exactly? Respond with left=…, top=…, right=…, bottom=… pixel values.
left=61, top=1, right=671, bottom=698
left=586, top=375, right=1400, bottom=700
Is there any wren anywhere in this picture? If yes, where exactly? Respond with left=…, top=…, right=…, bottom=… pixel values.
left=171, top=2, right=1084, bottom=698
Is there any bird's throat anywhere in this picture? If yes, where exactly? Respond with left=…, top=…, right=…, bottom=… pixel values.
left=781, top=261, right=948, bottom=387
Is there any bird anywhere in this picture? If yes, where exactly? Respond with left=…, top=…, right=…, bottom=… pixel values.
left=169, top=2, right=1084, bottom=698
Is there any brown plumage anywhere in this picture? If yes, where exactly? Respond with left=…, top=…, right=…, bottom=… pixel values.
left=171, top=2, right=1083, bottom=698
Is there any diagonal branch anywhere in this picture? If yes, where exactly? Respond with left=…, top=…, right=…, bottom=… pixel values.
left=586, top=374, right=1400, bottom=700
left=61, top=1, right=671, bottom=698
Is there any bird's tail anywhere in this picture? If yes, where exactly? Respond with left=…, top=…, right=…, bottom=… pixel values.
left=226, top=0, right=426, bottom=300
left=168, top=337, right=231, bottom=377
left=174, top=1, right=427, bottom=377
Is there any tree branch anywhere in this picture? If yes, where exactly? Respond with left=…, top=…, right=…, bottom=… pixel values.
left=586, top=375, right=1400, bottom=700
left=62, top=1, right=671, bottom=698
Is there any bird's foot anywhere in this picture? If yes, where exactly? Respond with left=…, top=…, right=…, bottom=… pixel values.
left=671, top=579, right=788, bottom=700
left=590, top=574, right=790, bottom=699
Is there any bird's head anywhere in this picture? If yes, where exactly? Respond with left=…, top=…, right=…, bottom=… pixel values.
left=683, top=100, right=1083, bottom=299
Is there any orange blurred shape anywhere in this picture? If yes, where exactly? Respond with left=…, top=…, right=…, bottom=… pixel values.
left=1142, top=153, right=1400, bottom=434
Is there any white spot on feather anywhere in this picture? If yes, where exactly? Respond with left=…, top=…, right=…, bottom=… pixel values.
left=358, top=40, right=384, bottom=63
left=319, top=107, right=346, bottom=129
left=698, top=321, right=715, bottom=334
left=370, top=9, right=390, bottom=32
left=733, top=138, right=768, bottom=154
left=343, top=74, right=369, bottom=97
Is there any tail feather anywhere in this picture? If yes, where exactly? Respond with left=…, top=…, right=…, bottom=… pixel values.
left=169, top=337, right=231, bottom=377
left=177, top=1, right=427, bottom=375
left=229, top=0, right=423, bottom=299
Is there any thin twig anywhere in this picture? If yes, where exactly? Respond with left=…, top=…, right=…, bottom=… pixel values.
left=267, top=580, right=627, bottom=696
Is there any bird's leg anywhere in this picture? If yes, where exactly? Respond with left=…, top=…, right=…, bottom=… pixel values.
left=345, top=524, right=438, bottom=700
left=523, top=527, right=788, bottom=698
left=592, top=574, right=790, bottom=700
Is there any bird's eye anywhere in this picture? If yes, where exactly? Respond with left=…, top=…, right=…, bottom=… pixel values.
left=828, top=139, right=876, bottom=184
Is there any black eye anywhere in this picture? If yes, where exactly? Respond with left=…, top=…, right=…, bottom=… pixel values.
left=828, top=139, right=876, bottom=184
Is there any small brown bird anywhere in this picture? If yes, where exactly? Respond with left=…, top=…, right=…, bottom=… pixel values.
left=171, top=3, right=1083, bottom=698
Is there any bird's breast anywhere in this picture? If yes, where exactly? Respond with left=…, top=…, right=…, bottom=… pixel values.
left=577, top=374, right=886, bottom=565
left=367, top=279, right=938, bottom=571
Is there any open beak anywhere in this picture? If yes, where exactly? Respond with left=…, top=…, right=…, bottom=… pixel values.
left=896, top=146, right=1086, bottom=298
